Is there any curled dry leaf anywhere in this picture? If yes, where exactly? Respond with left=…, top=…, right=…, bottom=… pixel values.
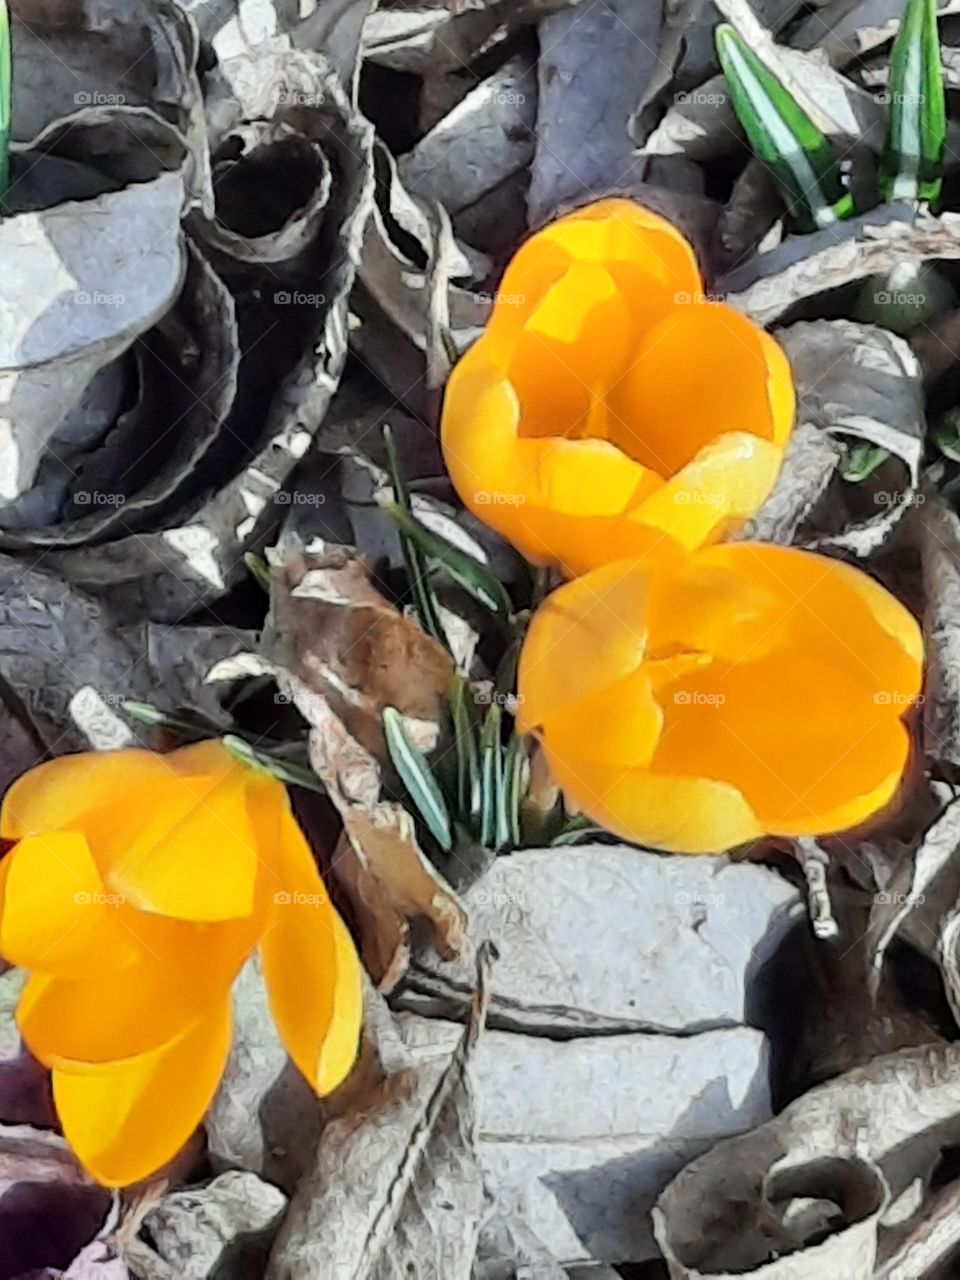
left=654, top=1042, right=960, bottom=1278
left=225, top=543, right=466, bottom=988
left=720, top=206, right=960, bottom=326
left=737, top=320, right=924, bottom=557
left=265, top=949, right=492, bottom=1280
left=920, top=498, right=960, bottom=774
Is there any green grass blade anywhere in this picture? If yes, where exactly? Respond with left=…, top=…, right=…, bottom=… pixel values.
left=385, top=503, right=512, bottom=620
left=450, top=676, right=481, bottom=823
left=501, top=733, right=526, bottom=849
left=222, top=735, right=327, bottom=794
left=382, top=706, right=453, bottom=852
left=383, top=426, right=447, bottom=647
left=880, top=0, right=946, bottom=204
left=716, top=23, right=852, bottom=230
left=479, top=704, right=502, bottom=848
left=0, top=2, right=9, bottom=207
left=244, top=551, right=271, bottom=592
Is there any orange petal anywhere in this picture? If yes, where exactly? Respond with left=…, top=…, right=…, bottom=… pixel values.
left=518, top=560, right=651, bottom=732
left=260, top=804, right=362, bottom=1094
left=650, top=649, right=912, bottom=835
left=53, top=999, right=232, bottom=1186
left=609, top=302, right=795, bottom=476
left=89, top=770, right=260, bottom=922
left=0, top=749, right=174, bottom=839
left=543, top=741, right=763, bottom=854
left=632, top=433, right=785, bottom=552
left=0, top=832, right=139, bottom=974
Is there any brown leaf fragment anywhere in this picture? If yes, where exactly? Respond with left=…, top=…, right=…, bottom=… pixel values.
left=266, top=951, right=493, bottom=1280
left=259, top=543, right=465, bottom=987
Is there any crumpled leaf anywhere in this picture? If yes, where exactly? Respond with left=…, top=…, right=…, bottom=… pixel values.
left=654, top=1042, right=960, bottom=1278
left=265, top=950, right=491, bottom=1280
left=528, top=0, right=694, bottom=223
left=210, top=543, right=466, bottom=988
left=737, top=319, right=924, bottom=557
left=920, top=498, right=960, bottom=774
left=144, top=1170, right=286, bottom=1280
left=720, top=204, right=960, bottom=325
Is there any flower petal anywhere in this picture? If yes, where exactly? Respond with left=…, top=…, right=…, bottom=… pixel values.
left=543, top=741, right=763, bottom=854
left=650, top=649, right=913, bottom=835
left=633, top=433, right=784, bottom=552
left=609, top=302, right=795, bottom=476
left=260, top=804, right=362, bottom=1095
left=0, top=832, right=139, bottom=974
left=53, top=999, right=231, bottom=1186
left=0, top=750, right=174, bottom=839
left=89, top=771, right=259, bottom=922
left=18, top=913, right=257, bottom=1067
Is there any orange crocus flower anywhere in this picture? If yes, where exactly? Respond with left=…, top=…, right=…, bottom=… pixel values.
left=441, top=199, right=795, bottom=577
left=0, top=740, right=361, bottom=1186
left=518, top=544, right=923, bottom=853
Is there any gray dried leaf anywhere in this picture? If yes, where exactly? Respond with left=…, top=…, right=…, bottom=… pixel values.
left=145, top=1171, right=286, bottom=1279
left=654, top=1043, right=960, bottom=1277
left=0, top=173, right=185, bottom=507
left=720, top=206, right=960, bottom=325
left=529, top=0, right=680, bottom=223
left=265, top=957, right=491, bottom=1280
left=293, top=0, right=377, bottom=93
left=920, top=499, right=960, bottom=772
left=396, top=845, right=799, bottom=1036
left=399, top=55, right=536, bottom=216
left=737, top=320, right=924, bottom=557
left=396, top=1012, right=773, bottom=1264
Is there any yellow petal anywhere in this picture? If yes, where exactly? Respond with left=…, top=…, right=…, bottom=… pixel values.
left=651, top=649, right=913, bottom=835
left=0, top=832, right=139, bottom=974
left=633, top=433, right=784, bottom=551
left=90, top=771, right=259, bottom=922
left=518, top=560, right=651, bottom=732
left=609, top=302, right=795, bottom=476
left=543, top=741, right=763, bottom=854
left=260, top=804, right=362, bottom=1094
left=18, top=913, right=257, bottom=1066
left=53, top=999, right=232, bottom=1186
left=0, top=749, right=173, bottom=839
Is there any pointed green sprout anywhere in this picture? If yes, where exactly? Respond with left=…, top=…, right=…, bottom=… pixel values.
left=450, top=675, right=481, bottom=822
left=716, top=23, right=853, bottom=230
left=880, top=0, right=946, bottom=204
left=0, top=2, right=9, bottom=208
left=479, top=703, right=503, bottom=849
left=382, top=706, right=453, bottom=852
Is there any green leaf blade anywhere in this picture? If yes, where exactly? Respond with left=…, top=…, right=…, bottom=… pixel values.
left=385, top=503, right=512, bottom=620
left=716, top=23, right=851, bottom=230
left=881, top=0, right=946, bottom=204
left=382, top=706, right=453, bottom=852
